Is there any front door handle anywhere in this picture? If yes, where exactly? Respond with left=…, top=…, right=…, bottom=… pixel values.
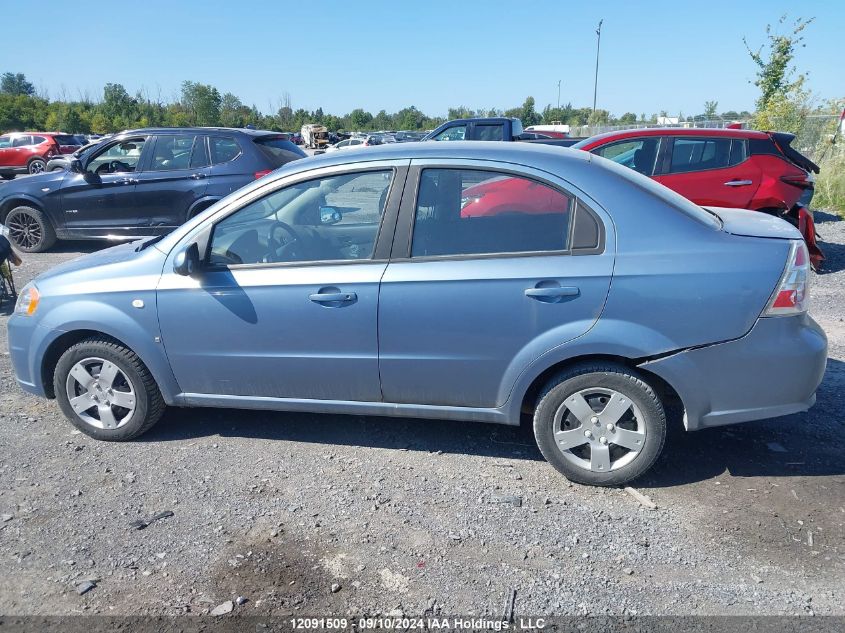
left=120, top=177, right=138, bottom=185
left=525, top=286, right=580, bottom=299
left=189, top=173, right=206, bottom=180
left=309, top=292, right=357, bottom=303
left=724, top=179, right=753, bottom=187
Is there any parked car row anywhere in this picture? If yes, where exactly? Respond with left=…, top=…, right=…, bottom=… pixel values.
left=0, top=132, right=84, bottom=177
left=7, top=142, right=826, bottom=486
left=0, top=127, right=305, bottom=251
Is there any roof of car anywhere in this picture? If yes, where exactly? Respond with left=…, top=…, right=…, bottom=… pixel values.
left=120, top=127, right=284, bottom=137
left=577, top=127, right=769, bottom=147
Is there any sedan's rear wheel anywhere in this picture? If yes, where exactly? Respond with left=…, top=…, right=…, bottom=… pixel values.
left=533, top=363, right=666, bottom=486
left=54, top=337, right=165, bottom=441
left=4, top=206, right=57, bottom=252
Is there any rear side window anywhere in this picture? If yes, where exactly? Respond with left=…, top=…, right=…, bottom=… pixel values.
left=31, top=135, right=48, bottom=145
left=411, top=169, right=572, bottom=258
left=728, top=139, right=747, bottom=166
left=252, top=136, right=307, bottom=167
left=474, top=124, right=504, bottom=141
left=594, top=138, right=660, bottom=175
left=11, top=135, right=32, bottom=147
left=151, top=134, right=198, bottom=171
left=209, top=137, right=241, bottom=164
left=669, top=137, right=732, bottom=173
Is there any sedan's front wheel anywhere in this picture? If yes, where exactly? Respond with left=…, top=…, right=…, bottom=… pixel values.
left=533, top=363, right=666, bottom=486
left=54, top=337, right=166, bottom=441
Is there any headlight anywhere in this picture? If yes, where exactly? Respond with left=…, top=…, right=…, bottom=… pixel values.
left=15, top=284, right=40, bottom=316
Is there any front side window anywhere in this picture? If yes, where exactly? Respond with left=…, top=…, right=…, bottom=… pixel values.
left=595, top=138, right=660, bottom=175
left=669, top=137, right=732, bottom=173
left=0, top=135, right=11, bottom=149
left=411, top=169, right=572, bottom=258
left=209, top=170, right=393, bottom=266
left=432, top=125, right=467, bottom=141
left=209, top=137, right=241, bottom=164
left=474, top=124, right=504, bottom=141
left=86, top=138, right=147, bottom=174
left=151, top=135, right=198, bottom=171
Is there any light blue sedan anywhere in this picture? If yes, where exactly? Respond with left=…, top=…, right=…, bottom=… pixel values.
left=7, top=142, right=827, bottom=486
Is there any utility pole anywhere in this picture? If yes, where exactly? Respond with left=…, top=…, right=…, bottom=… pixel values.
left=557, top=80, right=561, bottom=110
left=592, top=19, right=603, bottom=114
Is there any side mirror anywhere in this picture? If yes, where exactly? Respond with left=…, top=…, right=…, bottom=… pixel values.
left=173, top=242, right=200, bottom=276
left=319, top=206, right=342, bottom=225
left=69, top=158, right=84, bottom=174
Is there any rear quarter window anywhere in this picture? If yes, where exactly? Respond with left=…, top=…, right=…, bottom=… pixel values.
left=252, top=136, right=307, bottom=167
left=209, top=137, right=242, bottom=164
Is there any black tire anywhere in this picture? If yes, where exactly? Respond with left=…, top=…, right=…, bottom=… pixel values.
left=28, top=158, right=46, bottom=175
left=4, top=205, right=57, bottom=252
left=533, top=363, right=666, bottom=486
left=1, top=174, right=14, bottom=181
left=53, top=337, right=166, bottom=441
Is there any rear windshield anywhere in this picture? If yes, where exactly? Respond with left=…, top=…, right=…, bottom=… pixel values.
left=253, top=136, right=307, bottom=167
left=53, top=134, right=80, bottom=146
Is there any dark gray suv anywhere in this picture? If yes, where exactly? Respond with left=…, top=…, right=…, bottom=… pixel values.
left=0, top=127, right=307, bottom=252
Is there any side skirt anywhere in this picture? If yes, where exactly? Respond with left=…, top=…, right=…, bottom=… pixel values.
left=175, top=393, right=515, bottom=425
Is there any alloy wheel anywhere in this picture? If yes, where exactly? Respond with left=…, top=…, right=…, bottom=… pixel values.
left=552, top=387, right=646, bottom=472
left=5, top=210, right=43, bottom=250
left=29, top=160, right=45, bottom=174
left=65, top=357, right=137, bottom=430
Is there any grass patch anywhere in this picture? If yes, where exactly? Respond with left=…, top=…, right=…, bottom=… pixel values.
left=814, top=152, right=845, bottom=216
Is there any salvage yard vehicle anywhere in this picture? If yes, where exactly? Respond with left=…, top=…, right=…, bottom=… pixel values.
left=572, top=128, right=824, bottom=267
left=0, top=127, right=306, bottom=252
left=301, top=124, right=330, bottom=150
left=7, top=142, right=827, bottom=486
left=0, top=132, right=82, bottom=178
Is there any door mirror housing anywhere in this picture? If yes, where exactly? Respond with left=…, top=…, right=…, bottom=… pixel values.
left=173, top=242, right=200, bottom=276
left=69, top=158, right=84, bottom=174
left=319, top=206, right=342, bottom=225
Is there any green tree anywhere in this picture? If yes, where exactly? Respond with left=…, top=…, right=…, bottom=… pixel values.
left=617, top=112, right=637, bottom=124
left=1, top=72, right=35, bottom=96
left=744, top=16, right=814, bottom=113
left=703, top=100, right=719, bottom=119
left=181, top=81, right=222, bottom=126
left=220, top=92, right=245, bottom=127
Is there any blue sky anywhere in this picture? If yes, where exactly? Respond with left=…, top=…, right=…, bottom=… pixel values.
left=2, top=0, right=841, bottom=117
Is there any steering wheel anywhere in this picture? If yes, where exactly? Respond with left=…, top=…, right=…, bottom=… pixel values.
left=267, top=221, right=303, bottom=262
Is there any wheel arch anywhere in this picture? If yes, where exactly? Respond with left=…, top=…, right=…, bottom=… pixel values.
left=36, top=322, right=181, bottom=405
left=516, top=353, right=685, bottom=430
left=186, top=196, right=221, bottom=221
left=0, top=196, right=46, bottom=223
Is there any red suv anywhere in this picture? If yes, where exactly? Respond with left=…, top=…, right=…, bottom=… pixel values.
left=571, top=128, right=823, bottom=266
left=0, top=132, right=82, bottom=178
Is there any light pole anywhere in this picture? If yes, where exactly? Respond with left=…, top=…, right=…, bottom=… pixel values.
left=592, top=19, right=603, bottom=114
left=557, top=80, right=561, bottom=110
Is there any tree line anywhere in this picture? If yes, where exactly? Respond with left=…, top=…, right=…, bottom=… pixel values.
left=0, top=72, right=753, bottom=135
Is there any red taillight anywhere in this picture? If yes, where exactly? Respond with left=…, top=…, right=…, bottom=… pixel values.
left=780, top=174, right=812, bottom=189
left=764, top=241, right=810, bottom=317
left=254, top=170, right=272, bottom=179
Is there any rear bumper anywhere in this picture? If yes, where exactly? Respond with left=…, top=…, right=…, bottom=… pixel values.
left=641, top=314, right=827, bottom=431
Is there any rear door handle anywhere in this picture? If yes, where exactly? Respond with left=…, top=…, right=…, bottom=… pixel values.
left=525, top=286, right=580, bottom=298
left=724, top=179, right=753, bottom=187
left=309, top=292, right=357, bottom=303
left=189, top=173, right=206, bottom=180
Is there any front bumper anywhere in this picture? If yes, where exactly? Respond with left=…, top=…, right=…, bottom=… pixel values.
left=641, top=313, right=827, bottom=431
left=8, top=313, right=52, bottom=397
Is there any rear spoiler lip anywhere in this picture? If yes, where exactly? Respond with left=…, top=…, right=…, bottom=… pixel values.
left=768, top=131, right=820, bottom=174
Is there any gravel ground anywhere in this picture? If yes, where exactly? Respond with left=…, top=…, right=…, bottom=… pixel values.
left=0, top=211, right=843, bottom=618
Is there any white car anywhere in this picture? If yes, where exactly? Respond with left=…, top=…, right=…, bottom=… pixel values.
left=326, top=138, right=372, bottom=152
